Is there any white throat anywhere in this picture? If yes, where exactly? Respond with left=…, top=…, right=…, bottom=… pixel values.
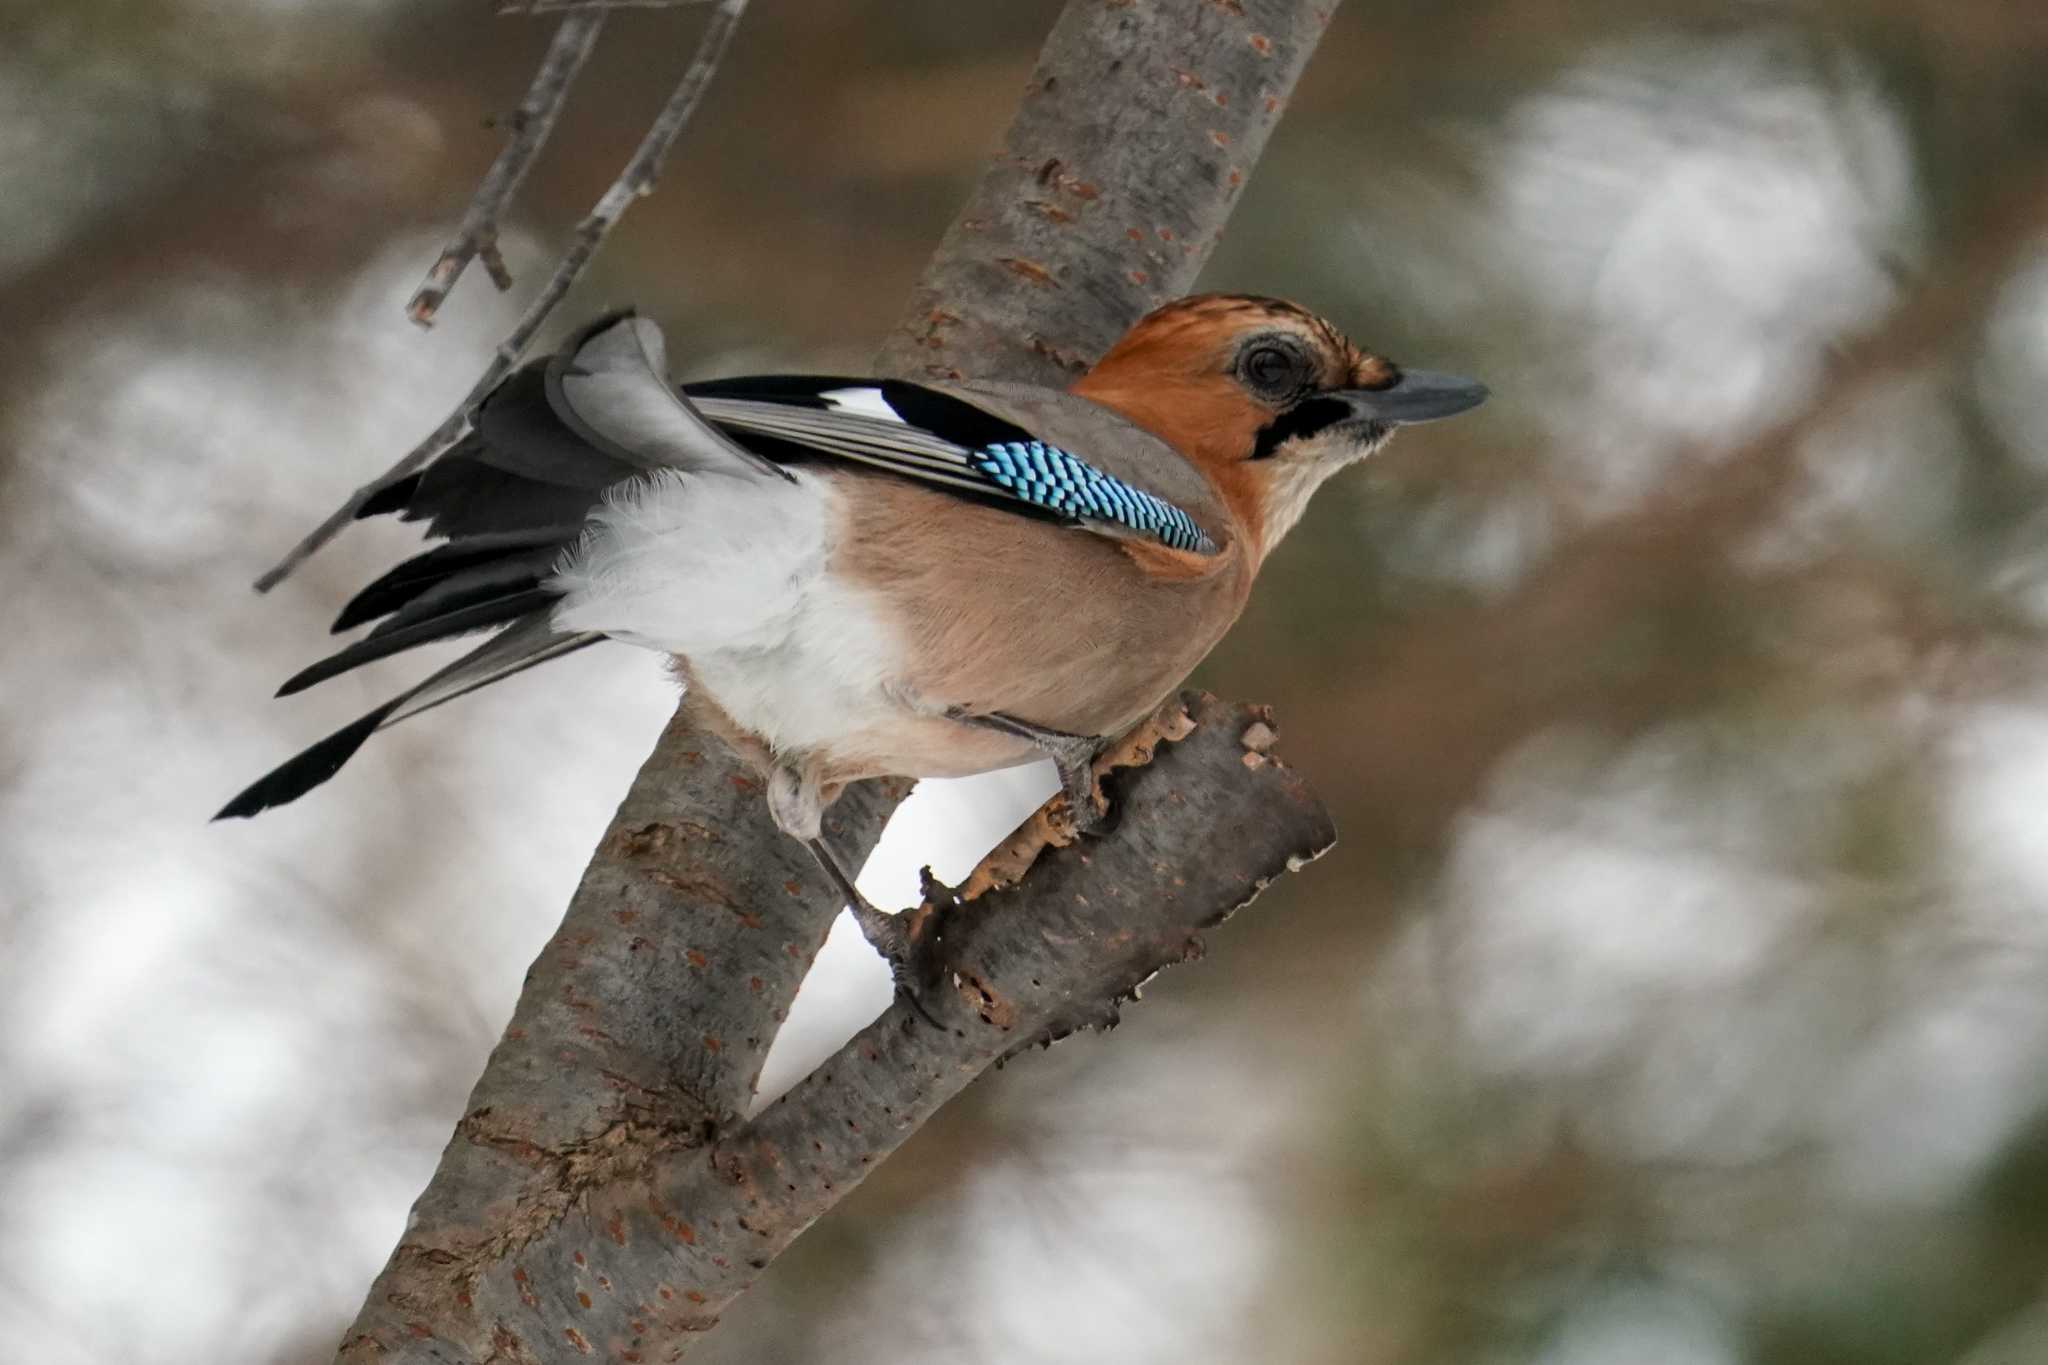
left=1256, top=430, right=1387, bottom=555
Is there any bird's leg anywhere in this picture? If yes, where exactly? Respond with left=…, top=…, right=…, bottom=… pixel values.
left=802, top=836, right=891, bottom=950
left=802, top=837, right=946, bottom=1029
left=946, top=708, right=1110, bottom=834
left=768, top=756, right=942, bottom=1024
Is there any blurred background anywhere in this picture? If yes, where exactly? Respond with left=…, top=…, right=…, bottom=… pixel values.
left=6, top=0, right=2048, bottom=1361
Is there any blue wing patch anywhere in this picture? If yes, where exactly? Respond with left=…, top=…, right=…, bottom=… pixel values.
left=967, top=441, right=1218, bottom=554
left=686, top=386, right=1221, bottom=555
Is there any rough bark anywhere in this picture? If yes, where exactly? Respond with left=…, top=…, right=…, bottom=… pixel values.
left=876, top=0, right=1332, bottom=385
left=335, top=2, right=1339, bottom=1360
left=349, top=696, right=1333, bottom=1363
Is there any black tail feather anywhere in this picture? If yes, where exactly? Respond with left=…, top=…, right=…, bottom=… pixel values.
left=213, top=699, right=405, bottom=820
left=277, top=589, right=558, bottom=697
left=333, top=533, right=571, bottom=633
left=219, top=617, right=604, bottom=820
left=365, top=557, right=555, bottom=640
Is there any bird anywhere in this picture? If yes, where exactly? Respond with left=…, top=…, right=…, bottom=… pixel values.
left=218, top=294, right=1486, bottom=979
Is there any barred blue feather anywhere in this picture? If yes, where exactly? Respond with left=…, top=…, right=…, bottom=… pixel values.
left=967, top=440, right=1218, bottom=554
left=687, top=383, right=1223, bottom=555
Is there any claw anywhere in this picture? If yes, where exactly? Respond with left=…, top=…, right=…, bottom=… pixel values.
left=946, top=706, right=1114, bottom=837
left=1058, top=764, right=1111, bottom=836
left=808, top=839, right=950, bottom=1028
left=846, top=897, right=947, bottom=1029
left=918, top=864, right=961, bottom=908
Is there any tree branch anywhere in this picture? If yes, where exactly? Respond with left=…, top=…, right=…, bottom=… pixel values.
left=331, top=2, right=1339, bottom=1359
left=406, top=12, right=608, bottom=328
left=338, top=698, right=1331, bottom=1364
left=254, top=0, right=751, bottom=594
left=874, top=1, right=1336, bottom=383
left=499, top=1, right=715, bottom=13
left=527, top=697, right=1331, bottom=1351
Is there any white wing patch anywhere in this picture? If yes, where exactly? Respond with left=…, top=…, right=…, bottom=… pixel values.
left=818, top=386, right=903, bottom=423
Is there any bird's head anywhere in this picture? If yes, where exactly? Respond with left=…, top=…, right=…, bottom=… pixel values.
left=1071, top=294, right=1486, bottom=560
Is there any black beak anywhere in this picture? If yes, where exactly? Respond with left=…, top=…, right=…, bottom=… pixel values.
left=1340, top=369, right=1488, bottom=425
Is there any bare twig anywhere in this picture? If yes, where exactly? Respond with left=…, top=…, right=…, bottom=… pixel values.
left=405, top=13, right=607, bottom=328
left=499, top=0, right=713, bottom=13
left=252, top=0, right=751, bottom=594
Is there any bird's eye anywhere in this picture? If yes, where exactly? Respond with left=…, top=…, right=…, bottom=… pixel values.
left=1241, top=342, right=1307, bottom=398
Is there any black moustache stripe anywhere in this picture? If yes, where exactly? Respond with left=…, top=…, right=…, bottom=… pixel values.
left=1248, top=395, right=1352, bottom=460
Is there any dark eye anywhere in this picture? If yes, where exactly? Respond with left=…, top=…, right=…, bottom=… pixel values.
left=1242, top=342, right=1307, bottom=398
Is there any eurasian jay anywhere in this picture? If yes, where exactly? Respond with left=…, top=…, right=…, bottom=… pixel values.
left=219, top=294, right=1485, bottom=968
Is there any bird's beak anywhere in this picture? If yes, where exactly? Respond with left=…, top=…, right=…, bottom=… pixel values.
left=1340, top=369, right=1489, bottom=425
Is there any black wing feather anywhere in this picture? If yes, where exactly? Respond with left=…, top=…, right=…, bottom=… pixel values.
left=687, top=387, right=1220, bottom=552
left=240, top=323, right=889, bottom=822
left=356, top=472, right=421, bottom=519
left=875, top=380, right=1036, bottom=450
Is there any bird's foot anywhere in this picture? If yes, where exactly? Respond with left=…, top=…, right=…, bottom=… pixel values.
left=807, top=839, right=955, bottom=1027
left=845, top=898, right=949, bottom=1030
left=1052, top=752, right=1114, bottom=838
left=945, top=707, right=1113, bottom=837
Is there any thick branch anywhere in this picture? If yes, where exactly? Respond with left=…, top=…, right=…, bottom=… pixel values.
left=714, top=703, right=1332, bottom=1208
left=255, top=0, right=750, bottom=593
left=406, top=13, right=608, bottom=327
left=874, top=0, right=1331, bottom=382
left=333, top=2, right=1339, bottom=1360
left=340, top=698, right=1331, bottom=1363
left=333, top=717, right=910, bottom=1365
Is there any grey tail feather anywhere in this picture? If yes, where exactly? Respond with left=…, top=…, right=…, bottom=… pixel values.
left=215, top=616, right=604, bottom=820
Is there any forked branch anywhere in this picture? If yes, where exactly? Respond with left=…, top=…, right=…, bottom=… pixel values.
left=405, top=12, right=607, bottom=327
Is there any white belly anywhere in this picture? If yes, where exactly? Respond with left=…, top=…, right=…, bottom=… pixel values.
left=683, top=576, right=908, bottom=757
left=548, top=466, right=1031, bottom=776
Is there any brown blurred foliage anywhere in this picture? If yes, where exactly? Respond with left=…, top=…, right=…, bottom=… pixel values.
left=4, top=2, right=2048, bottom=1363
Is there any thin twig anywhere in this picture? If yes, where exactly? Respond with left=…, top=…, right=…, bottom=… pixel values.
left=499, top=0, right=713, bottom=13
left=406, top=13, right=607, bottom=328
left=252, top=0, right=751, bottom=594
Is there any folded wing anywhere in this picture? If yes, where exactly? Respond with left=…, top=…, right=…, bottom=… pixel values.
left=688, top=380, right=1225, bottom=555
